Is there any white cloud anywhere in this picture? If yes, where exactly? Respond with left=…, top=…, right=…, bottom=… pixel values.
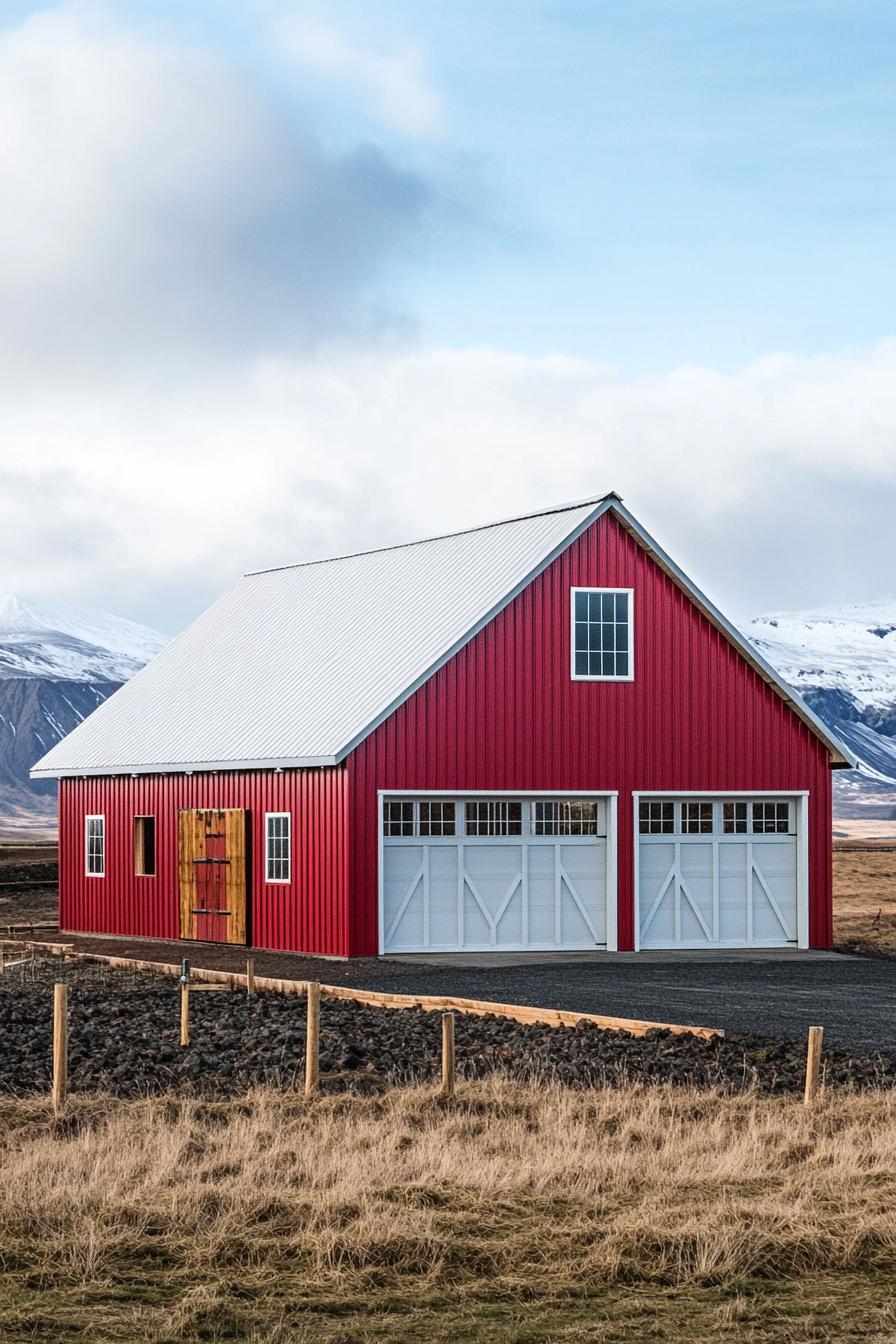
left=272, top=16, right=444, bottom=139
left=0, top=5, right=432, bottom=371
left=3, top=339, right=896, bottom=633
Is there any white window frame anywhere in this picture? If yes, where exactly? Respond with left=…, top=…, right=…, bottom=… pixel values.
left=265, top=812, right=291, bottom=884
left=570, top=587, right=634, bottom=682
left=632, top=792, right=809, bottom=951
left=85, top=814, right=105, bottom=878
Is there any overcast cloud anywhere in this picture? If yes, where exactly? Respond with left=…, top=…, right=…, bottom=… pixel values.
left=1, top=4, right=895, bottom=637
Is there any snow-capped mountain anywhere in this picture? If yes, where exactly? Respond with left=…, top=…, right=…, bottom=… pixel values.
left=0, top=594, right=166, bottom=682
left=746, top=600, right=896, bottom=819
left=0, top=596, right=167, bottom=837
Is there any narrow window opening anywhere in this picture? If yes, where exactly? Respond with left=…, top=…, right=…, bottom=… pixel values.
left=134, top=816, right=156, bottom=876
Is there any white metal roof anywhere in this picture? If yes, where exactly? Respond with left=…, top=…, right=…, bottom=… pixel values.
left=31, top=494, right=855, bottom=778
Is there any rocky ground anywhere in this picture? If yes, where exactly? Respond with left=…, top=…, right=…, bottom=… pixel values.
left=2, top=959, right=895, bottom=1098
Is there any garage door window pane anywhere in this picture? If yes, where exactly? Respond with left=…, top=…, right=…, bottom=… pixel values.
left=532, top=800, right=599, bottom=836
left=384, top=801, right=415, bottom=836
left=465, top=801, right=522, bottom=836
left=639, top=801, right=674, bottom=834
left=419, top=801, right=456, bottom=836
left=723, top=802, right=748, bottom=834
left=752, top=802, right=791, bottom=834
left=681, top=803, right=713, bottom=834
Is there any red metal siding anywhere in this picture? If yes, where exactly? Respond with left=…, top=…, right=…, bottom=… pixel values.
left=59, top=767, right=349, bottom=955
left=347, top=512, right=834, bottom=953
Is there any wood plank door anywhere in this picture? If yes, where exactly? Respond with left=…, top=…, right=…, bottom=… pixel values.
left=178, top=808, right=247, bottom=944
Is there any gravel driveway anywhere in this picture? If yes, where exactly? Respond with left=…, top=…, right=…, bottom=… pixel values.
left=58, top=935, right=895, bottom=1056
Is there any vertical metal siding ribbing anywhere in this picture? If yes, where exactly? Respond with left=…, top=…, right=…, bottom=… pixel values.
left=347, top=512, right=834, bottom=955
left=58, top=767, right=348, bottom=954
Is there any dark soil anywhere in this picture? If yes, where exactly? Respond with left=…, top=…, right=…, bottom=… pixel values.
left=2, top=959, right=894, bottom=1099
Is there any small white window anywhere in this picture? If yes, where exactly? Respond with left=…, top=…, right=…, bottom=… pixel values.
left=418, top=801, right=456, bottom=836
left=85, top=815, right=105, bottom=877
left=265, top=813, right=291, bottom=882
left=465, top=800, right=522, bottom=836
left=571, top=588, right=633, bottom=680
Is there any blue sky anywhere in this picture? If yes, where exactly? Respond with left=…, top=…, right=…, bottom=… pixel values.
left=1, top=1, right=895, bottom=631
left=67, top=0, right=896, bottom=371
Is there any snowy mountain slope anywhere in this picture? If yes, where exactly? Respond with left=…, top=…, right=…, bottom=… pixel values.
left=0, top=594, right=166, bottom=682
left=0, top=597, right=167, bottom=836
left=745, top=600, right=896, bottom=818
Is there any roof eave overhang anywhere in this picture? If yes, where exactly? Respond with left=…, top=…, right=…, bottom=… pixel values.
left=30, top=754, right=340, bottom=780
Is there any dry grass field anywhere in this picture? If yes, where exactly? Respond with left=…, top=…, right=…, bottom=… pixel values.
left=0, top=1080, right=895, bottom=1343
left=833, top=843, right=896, bottom=955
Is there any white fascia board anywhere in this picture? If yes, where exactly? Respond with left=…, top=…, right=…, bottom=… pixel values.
left=609, top=503, right=858, bottom=770
left=30, top=754, right=339, bottom=780
left=334, top=498, right=618, bottom=763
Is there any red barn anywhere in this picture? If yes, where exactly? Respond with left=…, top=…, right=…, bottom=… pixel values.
left=32, top=495, right=853, bottom=956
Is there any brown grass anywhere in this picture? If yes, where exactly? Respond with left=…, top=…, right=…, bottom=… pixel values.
left=0, top=1080, right=895, bottom=1341
left=833, top=843, right=896, bottom=955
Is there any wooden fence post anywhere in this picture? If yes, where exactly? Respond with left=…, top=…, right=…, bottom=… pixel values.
left=441, top=1011, right=455, bottom=1097
left=52, top=982, right=68, bottom=1118
left=180, top=958, right=190, bottom=1048
left=804, top=1025, right=823, bottom=1105
left=246, top=958, right=255, bottom=996
left=305, top=981, right=320, bottom=1097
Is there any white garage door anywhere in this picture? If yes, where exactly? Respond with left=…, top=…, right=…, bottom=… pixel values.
left=381, top=796, right=610, bottom=953
left=637, top=797, right=802, bottom=949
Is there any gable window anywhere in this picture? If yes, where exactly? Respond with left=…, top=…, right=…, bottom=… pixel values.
left=133, top=816, right=156, bottom=877
left=571, top=588, right=633, bottom=680
left=85, top=815, right=105, bottom=877
left=265, top=812, right=291, bottom=882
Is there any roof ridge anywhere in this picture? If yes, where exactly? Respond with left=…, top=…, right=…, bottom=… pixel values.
left=245, top=492, right=622, bottom=577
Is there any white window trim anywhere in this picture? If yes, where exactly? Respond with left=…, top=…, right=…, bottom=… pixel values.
left=570, top=587, right=635, bottom=682
left=632, top=791, right=809, bottom=951
left=84, top=813, right=105, bottom=878
left=264, top=811, right=291, bottom=884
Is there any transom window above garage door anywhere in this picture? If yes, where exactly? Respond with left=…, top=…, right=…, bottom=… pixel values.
left=639, top=799, right=795, bottom=836
left=383, top=798, right=607, bottom=839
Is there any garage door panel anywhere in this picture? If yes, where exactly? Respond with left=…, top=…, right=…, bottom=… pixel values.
left=382, top=797, right=609, bottom=953
left=559, top=842, right=607, bottom=943
left=428, top=846, right=459, bottom=946
left=526, top=845, right=555, bottom=944
left=382, top=845, right=425, bottom=950
left=638, top=798, right=801, bottom=949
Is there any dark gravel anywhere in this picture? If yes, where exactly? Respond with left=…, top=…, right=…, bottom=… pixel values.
left=1, top=960, right=895, bottom=1098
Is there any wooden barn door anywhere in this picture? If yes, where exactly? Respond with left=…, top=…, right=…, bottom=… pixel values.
left=178, top=808, right=247, bottom=944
